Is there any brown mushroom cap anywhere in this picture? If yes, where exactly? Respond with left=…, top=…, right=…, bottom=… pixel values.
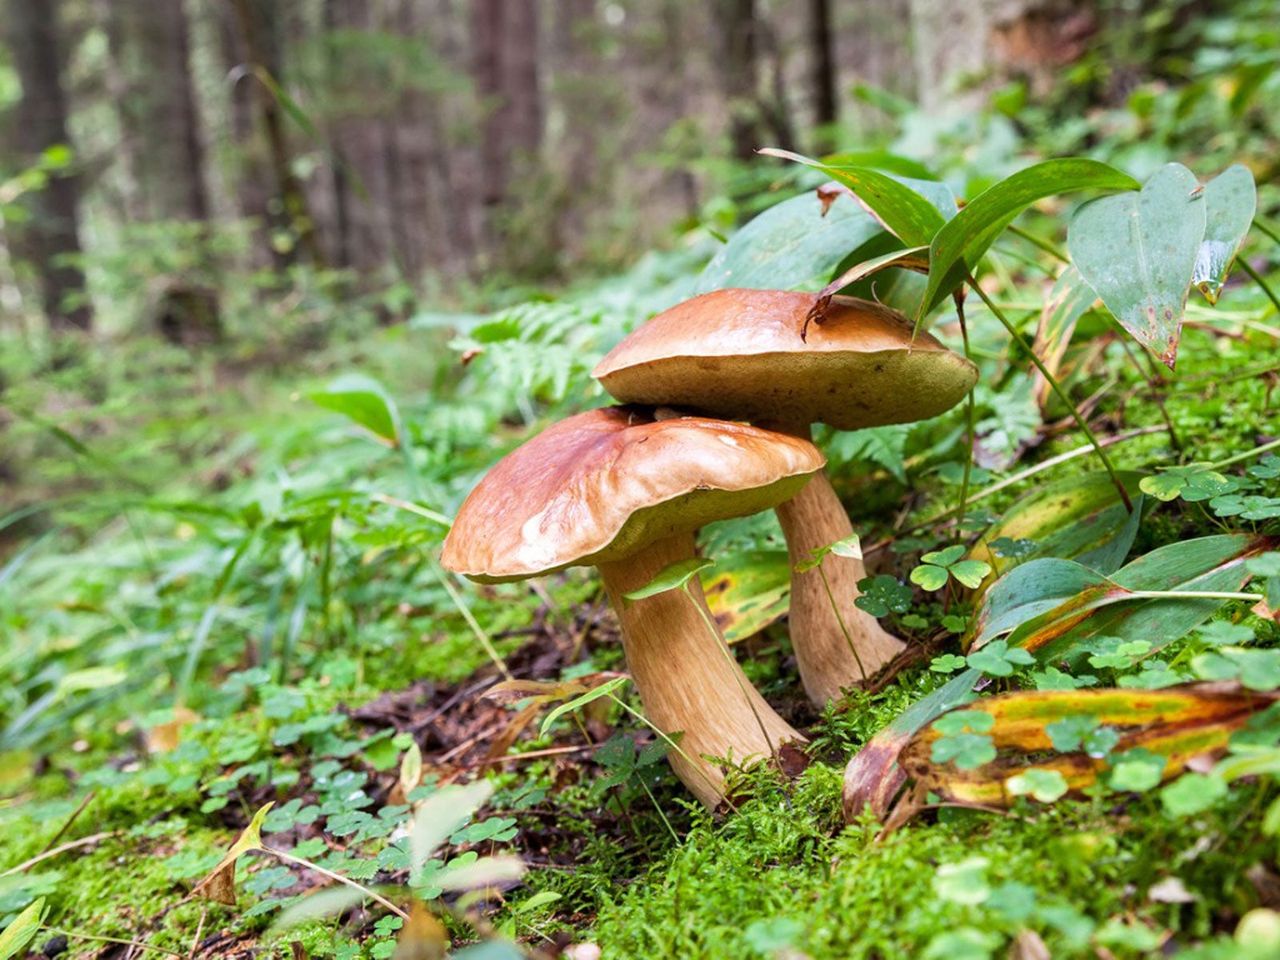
left=441, top=406, right=825, bottom=582
left=593, top=288, right=978, bottom=430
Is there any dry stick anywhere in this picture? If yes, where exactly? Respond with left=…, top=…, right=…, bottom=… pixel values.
left=264, top=846, right=409, bottom=921
left=38, top=790, right=95, bottom=854
left=40, top=928, right=183, bottom=958
left=2, top=830, right=119, bottom=877
left=967, top=271, right=1134, bottom=512
left=472, top=744, right=592, bottom=766
left=187, top=908, right=207, bottom=960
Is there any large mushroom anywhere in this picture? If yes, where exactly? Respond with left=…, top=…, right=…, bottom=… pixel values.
left=593, top=288, right=978, bottom=705
left=440, top=406, right=826, bottom=806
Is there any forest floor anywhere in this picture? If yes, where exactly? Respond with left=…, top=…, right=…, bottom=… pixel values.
left=3, top=193, right=1280, bottom=959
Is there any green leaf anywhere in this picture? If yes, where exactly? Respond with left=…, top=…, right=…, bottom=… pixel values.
left=623, top=557, right=715, bottom=601
left=922, top=159, right=1140, bottom=316
left=930, top=732, right=996, bottom=770
left=1006, top=768, right=1069, bottom=802
left=854, top=574, right=913, bottom=617
left=539, top=676, right=630, bottom=736
left=0, top=897, right=45, bottom=960
left=703, top=550, right=790, bottom=644
left=967, top=639, right=1034, bottom=678
left=409, top=781, right=493, bottom=875
left=1192, top=164, right=1256, bottom=304
left=922, top=545, right=967, bottom=566
left=794, top=534, right=862, bottom=573
left=930, top=654, right=969, bottom=673
left=697, top=190, right=883, bottom=293
left=1068, top=163, right=1207, bottom=368
left=949, top=560, right=993, bottom=590
left=309, top=374, right=401, bottom=445
left=1108, top=750, right=1165, bottom=792
left=1161, top=772, right=1227, bottom=815
left=932, top=857, right=991, bottom=905
left=759, top=148, right=948, bottom=245
left=910, top=564, right=949, bottom=591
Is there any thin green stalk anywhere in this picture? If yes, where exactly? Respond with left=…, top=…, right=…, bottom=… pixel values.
left=1252, top=219, right=1280, bottom=247
left=1007, top=223, right=1070, bottom=264
left=686, top=582, right=778, bottom=766
left=639, top=779, right=680, bottom=843
left=607, top=693, right=735, bottom=813
left=815, top=564, right=868, bottom=680
left=967, top=271, right=1134, bottom=512
left=954, top=293, right=976, bottom=532
left=430, top=559, right=512, bottom=681
left=1209, top=435, right=1280, bottom=471
left=1238, top=258, right=1280, bottom=316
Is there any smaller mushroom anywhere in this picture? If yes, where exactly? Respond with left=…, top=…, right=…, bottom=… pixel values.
left=594, top=289, right=978, bottom=705
left=441, top=406, right=826, bottom=806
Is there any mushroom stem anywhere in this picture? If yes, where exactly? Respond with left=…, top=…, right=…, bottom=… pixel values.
left=775, top=467, right=904, bottom=705
left=597, top=531, right=804, bottom=808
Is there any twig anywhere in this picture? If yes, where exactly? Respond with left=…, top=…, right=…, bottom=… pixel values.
left=39, top=790, right=95, bottom=854
left=2, top=830, right=118, bottom=877
left=470, top=744, right=593, bottom=767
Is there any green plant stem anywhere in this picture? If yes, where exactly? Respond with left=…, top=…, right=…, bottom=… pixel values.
left=1209, top=436, right=1280, bottom=471
left=815, top=564, right=868, bottom=680
left=639, top=779, right=680, bottom=843
left=606, top=693, right=735, bottom=813
left=954, top=292, right=976, bottom=532
left=430, top=559, right=512, bottom=681
left=1253, top=219, right=1280, bottom=247
left=1008, top=223, right=1069, bottom=264
left=264, top=846, right=409, bottom=920
left=1237, top=257, right=1280, bottom=316
left=967, top=271, right=1134, bottom=512
left=686, top=583, right=778, bottom=765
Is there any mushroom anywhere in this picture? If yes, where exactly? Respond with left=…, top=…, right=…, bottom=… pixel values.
left=593, top=288, right=978, bottom=705
left=440, top=406, right=826, bottom=806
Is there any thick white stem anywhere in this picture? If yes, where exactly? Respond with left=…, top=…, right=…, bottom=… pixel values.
left=775, top=469, right=904, bottom=705
left=598, top=532, right=804, bottom=808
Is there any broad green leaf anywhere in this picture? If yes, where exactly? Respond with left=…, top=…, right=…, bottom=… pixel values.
left=922, top=159, right=1139, bottom=317
left=623, top=557, right=715, bottom=600
left=703, top=550, right=790, bottom=644
left=410, top=781, right=493, bottom=873
left=272, top=887, right=371, bottom=930
left=970, top=471, right=1146, bottom=586
left=901, top=684, right=1277, bottom=809
left=1006, top=768, right=1069, bottom=802
left=794, top=534, right=862, bottom=573
left=193, top=802, right=274, bottom=905
left=1192, top=164, right=1256, bottom=304
left=697, top=190, right=883, bottom=293
left=909, top=564, right=949, bottom=591
left=1069, top=163, right=1206, bottom=368
left=816, top=245, right=929, bottom=304
left=968, top=558, right=1117, bottom=650
left=759, top=148, right=948, bottom=246
left=309, top=373, right=401, bottom=445
left=434, top=854, right=526, bottom=892
left=949, top=560, right=992, bottom=590
left=0, top=897, right=44, bottom=960
left=845, top=534, right=1268, bottom=819
left=539, top=676, right=629, bottom=736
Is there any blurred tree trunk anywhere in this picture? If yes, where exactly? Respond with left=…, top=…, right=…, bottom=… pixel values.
left=95, top=0, right=144, bottom=222
left=909, top=0, right=995, bottom=111
left=229, top=0, right=325, bottom=266
left=715, top=0, right=762, bottom=160
left=325, top=0, right=395, bottom=277
left=472, top=0, right=544, bottom=247
left=119, top=0, right=210, bottom=221
left=550, top=0, right=597, bottom=258
left=809, top=0, right=838, bottom=147
left=3, top=0, right=92, bottom=332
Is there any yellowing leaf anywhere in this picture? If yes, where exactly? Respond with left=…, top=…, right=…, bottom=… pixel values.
left=192, top=802, right=273, bottom=905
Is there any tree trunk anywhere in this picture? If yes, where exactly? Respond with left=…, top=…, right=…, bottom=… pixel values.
left=809, top=0, right=838, bottom=147
left=229, top=0, right=325, bottom=266
left=119, top=0, right=210, bottom=221
left=716, top=0, right=762, bottom=161
left=3, top=0, right=91, bottom=332
left=471, top=0, right=544, bottom=247
left=908, top=0, right=994, bottom=112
